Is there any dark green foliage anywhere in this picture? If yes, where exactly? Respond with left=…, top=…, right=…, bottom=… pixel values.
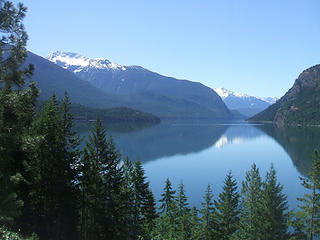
left=159, top=178, right=176, bottom=214
left=154, top=178, right=178, bottom=239
left=0, top=0, right=38, bottom=233
left=235, top=164, right=263, bottom=240
left=24, top=94, right=80, bottom=240
left=131, top=161, right=157, bottom=239
left=78, top=118, right=124, bottom=240
left=0, top=84, right=38, bottom=227
left=176, top=182, right=193, bottom=240
left=0, top=0, right=33, bottom=88
left=293, top=150, right=320, bottom=239
left=199, top=184, right=216, bottom=240
left=67, top=103, right=160, bottom=123
left=214, top=172, right=239, bottom=240
left=261, top=165, right=289, bottom=240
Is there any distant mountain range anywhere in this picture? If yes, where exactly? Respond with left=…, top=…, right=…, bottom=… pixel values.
left=23, top=51, right=237, bottom=120
left=214, top=87, right=277, bottom=117
left=249, top=64, right=320, bottom=126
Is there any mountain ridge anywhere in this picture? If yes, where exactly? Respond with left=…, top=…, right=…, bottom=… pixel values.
left=46, top=51, right=234, bottom=120
left=249, top=64, right=320, bottom=126
left=214, top=87, right=277, bottom=117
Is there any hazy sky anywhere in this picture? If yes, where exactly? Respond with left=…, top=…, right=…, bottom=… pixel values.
left=19, top=0, right=320, bottom=97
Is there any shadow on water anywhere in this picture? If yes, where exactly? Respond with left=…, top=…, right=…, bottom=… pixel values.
left=75, top=120, right=229, bottom=162
left=255, top=124, right=320, bottom=176
left=74, top=120, right=320, bottom=177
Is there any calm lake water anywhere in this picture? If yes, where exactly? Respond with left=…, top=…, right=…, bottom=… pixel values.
left=75, top=121, right=320, bottom=210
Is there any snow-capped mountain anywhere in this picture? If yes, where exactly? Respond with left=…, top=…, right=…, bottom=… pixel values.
left=256, top=96, right=278, bottom=104
left=47, top=51, right=127, bottom=72
left=46, top=51, right=233, bottom=120
left=214, top=87, right=250, bottom=100
left=214, top=87, right=277, bottom=104
left=214, top=87, right=277, bottom=117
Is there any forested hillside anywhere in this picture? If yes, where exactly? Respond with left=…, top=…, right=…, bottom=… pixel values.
left=250, top=65, right=320, bottom=126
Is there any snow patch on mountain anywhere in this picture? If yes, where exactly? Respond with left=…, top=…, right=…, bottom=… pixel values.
left=214, top=87, right=249, bottom=100
left=47, top=51, right=127, bottom=72
left=256, top=96, right=278, bottom=104
left=214, top=87, right=277, bottom=103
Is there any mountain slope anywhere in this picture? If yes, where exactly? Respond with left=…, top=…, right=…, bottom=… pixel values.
left=249, top=64, right=320, bottom=126
left=24, top=51, right=125, bottom=108
left=214, top=87, right=276, bottom=117
left=47, top=51, right=232, bottom=120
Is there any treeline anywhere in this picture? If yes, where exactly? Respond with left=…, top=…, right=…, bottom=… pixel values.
left=36, top=102, right=161, bottom=123
left=69, top=104, right=160, bottom=123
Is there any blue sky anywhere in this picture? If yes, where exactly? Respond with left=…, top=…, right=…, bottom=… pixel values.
left=19, top=0, right=320, bottom=97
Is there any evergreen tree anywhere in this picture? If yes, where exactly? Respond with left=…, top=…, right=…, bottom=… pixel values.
left=199, top=184, right=216, bottom=240
left=155, top=178, right=178, bottom=239
left=79, top=118, right=124, bottom=240
left=142, top=188, right=157, bottom=239
left=176, top=182, right=192, bottom=240
left=261, top=164, right=289, bottom=240
left=190, top=206, right=201, bottom=240
left=0, top=0, right=34, bottom=88
left=159, top=178, right=176, bottom=214
left=235, top=163, right=263, bottom=240
left=214, top=171, right=239, bottom=240
left=131, top=161, right=157, bottom=240
left=294, top=149, right=320, bottom=239
left=121, top=157, right=135, bottom=239
left=0, top=0, right=37, bottom=232
left=0, top=83, right=38, bottom=228
left=177, top=181, right=190, bottom=216
left=288, top=211, right=307, bottom=240
left=25, top=95, right=79, bottom=240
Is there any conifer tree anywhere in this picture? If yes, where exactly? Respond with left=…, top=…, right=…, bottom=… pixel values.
left=235, top=163, right=263, bottom=240
left=132, top=160, right=147, bottom=238
left=79, top=118, right=124, bottom=240
left=261, top=164, right=289, bottom=240
left=25, top=95, right=79, bottom=240
left=177, top=181, right=190, bottom=216
left=121, top=157, right=135, bottom=238
left=131, top=161, right=157, bottom=240
left=142, top=188, right=157, bottom=239
left=190, top=206, right=201, bottom=240
left=155, top=178, right=178, bottom=239
left=199, top=184, right=216, bottom=240
left=0, top=0, right=34, bottom=88
left=159, top=178, right=176, bottom=214
left=294, top=149, right=320, bottom=239
left=0, top=0, right=37, bottom=232
left=214, top=172, right=239, bottom=240
left=176, top=181, right=192, bottom=240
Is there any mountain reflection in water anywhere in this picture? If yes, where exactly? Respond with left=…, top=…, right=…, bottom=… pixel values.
left=74, top=120, right=320, bottom=208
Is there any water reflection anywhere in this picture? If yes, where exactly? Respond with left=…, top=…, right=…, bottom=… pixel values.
left=75, top=121, right=228, bottom=162
left=75, top=120, right=320, bottom=178
left=214, top=124, right=265, bottom=148
left=256, top=124, right=320, bottom=176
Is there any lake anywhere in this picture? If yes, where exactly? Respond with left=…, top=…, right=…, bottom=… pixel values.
left=75, top=121, right=320, bottom=210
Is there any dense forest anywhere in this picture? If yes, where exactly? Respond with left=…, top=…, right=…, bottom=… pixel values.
left=36, top=102, right=161, bottom=123
left=1, top=1, right=320, bottom=239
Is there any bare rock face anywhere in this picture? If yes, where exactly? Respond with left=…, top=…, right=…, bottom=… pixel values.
left=250, top=64, right=320, bottom=126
